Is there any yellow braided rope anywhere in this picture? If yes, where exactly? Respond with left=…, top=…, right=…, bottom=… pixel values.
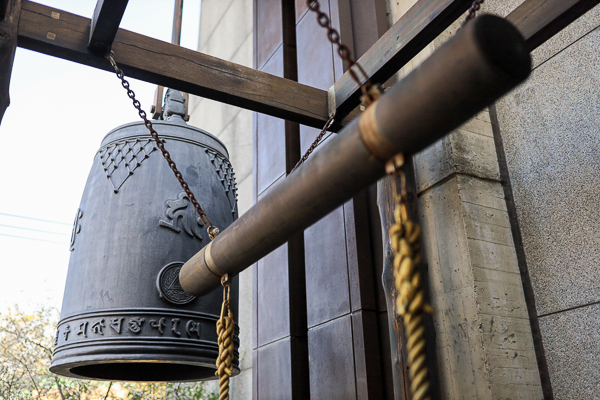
left=215, top=278, right=235, bottom=400
left=388, top=155, right=434, bottom=400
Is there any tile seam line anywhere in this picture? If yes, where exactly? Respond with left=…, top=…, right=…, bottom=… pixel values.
left=472, top=265, right=521, bottom=275
left=307, top=310, right=363, bottom=331
left=532, top=21, right=600, bottom=72
left=461, top=200, right=508, bottom=213
left=538, top=299, right=600, bottom=318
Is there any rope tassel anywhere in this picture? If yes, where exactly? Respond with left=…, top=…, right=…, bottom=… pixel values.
left=387, top=154, right=434, bottom=400
left=216, top=274, right=235, bottom=400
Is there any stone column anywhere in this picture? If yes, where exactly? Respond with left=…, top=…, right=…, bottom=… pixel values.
left=386, top=1, right=544, bottom=398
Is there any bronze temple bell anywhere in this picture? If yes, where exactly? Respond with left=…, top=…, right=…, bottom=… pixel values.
left=50, top=89, right=239, bottom=381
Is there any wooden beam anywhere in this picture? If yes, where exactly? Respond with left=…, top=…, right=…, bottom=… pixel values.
left=506, top=0, right=600, bottom=51
left=88, top=0, right=129, bottom=54
left=0, top=0, right=21, bottom=124
left=330, top=0, right=473, bottom=119
left=330, top=0, right=600, bottom=120
left=16, top=1, right=333, bottom=130
left=14, top=0, right=600, bottom=130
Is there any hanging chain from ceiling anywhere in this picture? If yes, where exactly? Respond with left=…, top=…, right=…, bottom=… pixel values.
left=107, top=52, right=220, bottom=240
left=290, top=0, right=382, bottom=174
left=462, top=0, right=485, bottom=27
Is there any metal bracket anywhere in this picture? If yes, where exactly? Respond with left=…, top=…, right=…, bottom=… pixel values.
left=327, top=85, right=337, bottom=119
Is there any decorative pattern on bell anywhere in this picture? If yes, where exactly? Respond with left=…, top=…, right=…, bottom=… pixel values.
left=50, top=90, right=239, bottom=382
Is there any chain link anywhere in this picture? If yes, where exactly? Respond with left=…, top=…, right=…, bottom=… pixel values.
left=462, top=0, right=485, bottom=27
left=107, top=52, right=219, bottom=239
left=306, top=0, right=373, bottom=100
left=290, top=116, right=334, bottom=174
left=292, top=1, right=380, bottom=173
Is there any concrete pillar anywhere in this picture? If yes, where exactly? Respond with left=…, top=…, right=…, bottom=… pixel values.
left=387, top=1, right=544, bottom=398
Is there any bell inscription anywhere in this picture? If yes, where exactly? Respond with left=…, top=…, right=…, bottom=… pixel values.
left=51, top=115, right=239, bottom=381
left=159, top=192, right=205, bottom=240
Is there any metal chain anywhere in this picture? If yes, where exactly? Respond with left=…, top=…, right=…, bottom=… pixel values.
left=462, top=0, right=485, bottom=27
left=215, top=274, right=235, bottom=400
left=292, top=1, right=381, bottom=173
left=386, top=154, right=434, bottom=400
left=307, top=0, right=371, bottom=97
left=106, top=52, right=219, bottom=240
left=290, top=116, right=334, bottom=174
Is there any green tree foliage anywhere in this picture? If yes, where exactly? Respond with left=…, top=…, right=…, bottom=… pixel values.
left=0, top=306, right=217, bottom=400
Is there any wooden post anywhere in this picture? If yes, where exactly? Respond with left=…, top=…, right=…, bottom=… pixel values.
left=379, top=159, right=442, bottom=400
left=88, top=0, right=129, bottom=54
left=0, top=0, right=21, bottom=124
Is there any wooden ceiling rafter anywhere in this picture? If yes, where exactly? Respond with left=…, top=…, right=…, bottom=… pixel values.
left=1, top=0, right=599, bottom=128
left=332, top=0, right=600, bottom=120
left=88, top=0, right=129, bottom=54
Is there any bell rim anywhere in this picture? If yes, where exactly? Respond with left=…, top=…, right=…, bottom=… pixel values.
left=49, top=355, right=241, bottom=382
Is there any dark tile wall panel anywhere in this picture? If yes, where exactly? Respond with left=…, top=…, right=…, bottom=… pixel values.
left=257, top=243, right=290, bottom=346
left=296, top=0, right=337, bottom=153
left=296, top=1, right=388, bottom=399
left=308, top=315, right=357, bottom=400
left=295, top=0, right=309, bottom=23
left=257, top=338, right=294, bottom=400
left=253, top=1, right=308, bottom=399
left=344, top=194, right=377, bottom=313
left=352, top=310, right=384, bottom=399
left=304, top=206, right=351, bottom=328
left=256, top=0, right=283, bottom=69
left=253, top=262, right=258, bottom=349
left=296, top=3, right=335, bottom=91
left=256, top=46, right=287, bottom=194
left=253, top=0, right=394, bottom=399
left=348, top=0, right=388, bottom=58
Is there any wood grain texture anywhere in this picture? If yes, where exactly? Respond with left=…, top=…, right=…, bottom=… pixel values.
left=16, top=0, right=332, bottom=129
left=88, top=0, right=129, bottom=54
left=0, top=0, right=21, bottom=124
left=331, top=0, right=472, bottom=119
left=331, top=0, right=599, bottom=119
left=378, top=159, right=442, bottom=399
left=506, top=0, right=600, bottom=50
left=17, top=0, right=594, bottom=131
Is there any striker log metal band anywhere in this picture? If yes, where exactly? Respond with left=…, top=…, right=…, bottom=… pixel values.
left=358, top=101, right=397, bottom=162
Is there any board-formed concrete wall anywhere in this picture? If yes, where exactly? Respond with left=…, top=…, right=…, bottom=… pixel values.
left=387, top=1, right=545, bottom=399
left=187, top=0, right=253, bottom=398
left=389, top=1, right=600, bottom=398
left=482, top=2, right=600, bottom=398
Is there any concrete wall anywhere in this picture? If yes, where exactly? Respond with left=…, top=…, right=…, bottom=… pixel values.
left=187, top=0, right=253, bottom=398
left=482, top=2, right=600, bottom=398
left=387, top=2, right=544, bottom=398
left=389, top=1, right=600, bottom=398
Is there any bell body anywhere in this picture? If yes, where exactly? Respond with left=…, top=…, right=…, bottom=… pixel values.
left=50, top=119, right=239, bottom=381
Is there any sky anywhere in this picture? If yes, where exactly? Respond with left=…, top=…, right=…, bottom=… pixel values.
left=0, top=0, right=201, bottom=312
